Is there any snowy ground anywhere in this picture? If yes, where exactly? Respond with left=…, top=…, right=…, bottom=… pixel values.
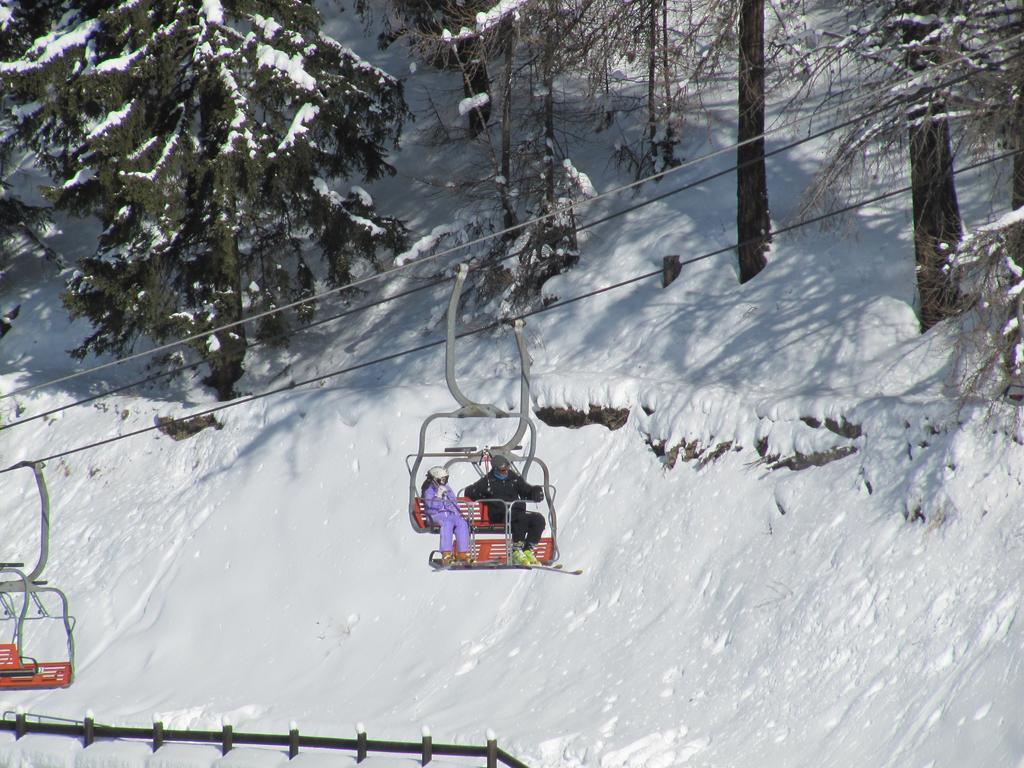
left=2, top=4, right=1024, bottom=768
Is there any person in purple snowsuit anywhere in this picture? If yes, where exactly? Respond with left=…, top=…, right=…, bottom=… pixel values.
left=422, top=466, right=473, bottom=565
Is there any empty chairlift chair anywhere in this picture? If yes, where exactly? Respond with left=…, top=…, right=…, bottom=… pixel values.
left=0, top=462, right=75, bottom=689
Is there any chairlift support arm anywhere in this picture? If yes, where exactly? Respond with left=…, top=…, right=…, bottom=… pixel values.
left=409, top=264, right=539, bottom=506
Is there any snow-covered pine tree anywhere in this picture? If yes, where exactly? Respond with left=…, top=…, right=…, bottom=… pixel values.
left=0, top=0, right=59, bottom=276
left=0, top=0, right=407, bottom=399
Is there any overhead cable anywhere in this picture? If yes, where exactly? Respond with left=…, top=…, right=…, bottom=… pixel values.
left=1, top=147, right=1013, bottom=474
left=4, top=34, right=1016, bottom=402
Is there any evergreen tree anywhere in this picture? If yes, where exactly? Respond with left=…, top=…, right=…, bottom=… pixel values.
left=0, top=0, right=59, bottom=274
left=1, top=0, right=407, bottom=399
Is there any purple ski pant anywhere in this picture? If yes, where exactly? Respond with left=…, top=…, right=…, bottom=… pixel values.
left=430, top=511, right=470, bottom=553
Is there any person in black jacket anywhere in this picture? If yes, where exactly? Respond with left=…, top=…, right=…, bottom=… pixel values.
left=463, top=454, right=546, bottom=565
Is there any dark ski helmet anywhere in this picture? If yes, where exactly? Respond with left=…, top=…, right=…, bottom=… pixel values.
left=491, top=454, right=510, bottom=471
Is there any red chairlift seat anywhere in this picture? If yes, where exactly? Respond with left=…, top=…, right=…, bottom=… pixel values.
left=0, top=642, right=72, bottom=689
left=412, top=496, right=504, bottom=533
left=414, top=497, right=556, bottom=565
left=473, top=537, right=555, bottom=565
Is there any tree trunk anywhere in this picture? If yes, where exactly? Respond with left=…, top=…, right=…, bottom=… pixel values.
left=204, top=328, right=246, bottom=401
left=458, top=39, right=491, bottom=137
left=203, top=233, right=247, bottom=401
left=1014, top=59, right=1024, bottom=212
left=736, top=0, right=770, bottom=283
left=543, top=0, right=556, bottom=212
left=499, top=21, right=518, bottom=232
left=1015, top=2, right=1024, bottom=212
left=908, top=108, right=962, bottom=331
left=661, top=0, right=673, bottom=159
left=903, top=2, right=962, bottom=330
left=1014, top=127, right=1024, bottom=213
left=647, top=0, right=658, bottom=165
left=1010, top=38, right=1024, bottom=274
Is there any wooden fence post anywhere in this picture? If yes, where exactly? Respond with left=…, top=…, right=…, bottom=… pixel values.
left=420, top=726, right=432, bottom=766
left=289, top=722, right=299, bottom=759
left=486, top=729, right=497, bottom=768
left=221, top=719, right=233, bottom=756
left=662, top=254, right=681, bottom=287
left=356, top=723, right=367, bottom=763
left=153, top=718, right=164, bottom=752
left=83, top=712, right=95, bottom=747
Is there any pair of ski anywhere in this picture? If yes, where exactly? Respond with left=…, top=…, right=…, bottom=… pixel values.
left=429, top=555, right=582, bottom=575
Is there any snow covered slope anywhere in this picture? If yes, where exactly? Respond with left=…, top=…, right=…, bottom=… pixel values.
left=1, top=5, right=1023, bottom=768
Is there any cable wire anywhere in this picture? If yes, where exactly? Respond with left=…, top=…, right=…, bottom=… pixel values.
left=0, top=276, right=449, bottom=431
left=2, top=147, right=1012, bottom=474
left=3, top=39, right=1018, bottom=426
left=4, top=32, right=1017, bottom=403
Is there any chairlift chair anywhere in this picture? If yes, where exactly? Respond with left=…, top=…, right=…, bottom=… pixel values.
left=0, top=462, right=75, bottom=689
left=406, top=264, right=559, bottom=567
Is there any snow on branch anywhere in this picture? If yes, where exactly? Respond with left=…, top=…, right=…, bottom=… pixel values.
left=978, top=205, right=1024, bottom=235
left=95, top=47, right=144, bottom=73
left=562, top=158, right=596, bottom=198
left=322, top=35, right=399, bottom=85
left=344, top=210, right=385, bottom=237
left=256, top=43, right=317, bottom=91
left=437, top=0, right=531, bottom=43
left=395, top=223, right=461, bottom=266
left=218, top=58, right=257, bottom=156
left=86, top=101, right=134, bottom=140
left=0, top=18, right=101, bottom=72
left=201, top=0, right=224, bottom=25
left=473, top=0, right=531, bottom=34
left=458, top=93, right=490, bottom=116
left=61, top=168, right=96, bottom=189
left=313, top=177, right=344, bottom=206
left=953, top=204, right=1024, bottom=387
left=122, top=126, right=182, bottom=181
left=278, top=103, right=320, bottom=150
left=250, top=13, right=282, bottom=39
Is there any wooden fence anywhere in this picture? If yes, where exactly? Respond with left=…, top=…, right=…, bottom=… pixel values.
left=0, top=713, right=531, bottom=768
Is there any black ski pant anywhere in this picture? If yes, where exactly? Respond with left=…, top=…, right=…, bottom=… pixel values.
left=487, top=500, right=546, bottom=548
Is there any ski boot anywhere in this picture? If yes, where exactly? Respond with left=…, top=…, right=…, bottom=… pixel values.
left=454, top=551, right=474, bottom=566
left=511, top=544, right=537, bottom=566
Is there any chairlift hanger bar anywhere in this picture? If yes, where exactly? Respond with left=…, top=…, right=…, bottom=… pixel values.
left=446, top=264, right=537, bottom=472
left=408, top=263, right=540, bottom=506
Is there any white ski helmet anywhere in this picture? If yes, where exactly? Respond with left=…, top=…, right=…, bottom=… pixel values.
left=427, top=466, right=449, bottom=483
